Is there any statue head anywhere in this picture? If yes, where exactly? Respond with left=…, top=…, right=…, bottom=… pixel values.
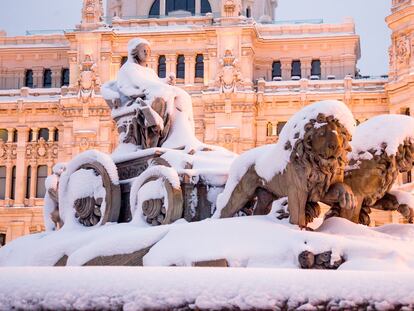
left=128, top=38, right=151, bottom=66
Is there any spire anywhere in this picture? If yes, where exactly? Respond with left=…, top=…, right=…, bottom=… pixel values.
left=79, top=0, right=104, bottom=30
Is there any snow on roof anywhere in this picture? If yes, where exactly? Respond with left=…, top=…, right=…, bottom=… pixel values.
left=349, top=114, right=414, bottom=159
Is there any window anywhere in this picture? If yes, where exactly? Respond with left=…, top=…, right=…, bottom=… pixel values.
left=54, top=129, right=59, bottom=142
left=176, top=55, right=185, bottom=80
left=246, top=7, right=251, bottom=18
left=266, top=122, right=273, bottom=137
left=26, top=166, right=31, bottom=199
left=277, top=122, right=287, bottom=135
left=0, top=167, right=5, bottom=200
left=158, top=55, right=166, bottom=78
left=28, top=129, right=33, bottom=142
left=13, top=130, right=17, bottom=143
left=195, top=54, right=204, bottom=79
left=149, top=0, right=160, bottom=16
left=25, top=70, right=33, bottom=88
left=272, top=61, right=281, bottom=79
left=0, top=129, right=7, bottom=142
left=291, top=60, right=301, bottom=78
left=38, top=128, right=49, bottom=141
left=0, top=233, right=5, bottom=246
left=10, top=166, right=16, bottom=200
left=166, top=0, right=195, bottom=15
left=311, top=60, right=321, bottom=78
left=61, top=68, right=70, bottom=86
left=121, top=56, right=128, bottom=67
left=36, top=165, right=48, bottom=198
left=43, top=69, right=52, bottom=88
left=201, top=0, right=212, bottom=14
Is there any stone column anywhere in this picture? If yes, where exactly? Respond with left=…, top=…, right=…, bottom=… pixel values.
left=281, top=59, right=292, bottom=81
left=195, top=0, right=201, bottom=14
left=4, top=164, right=12, bottom=201
left=203, top=52, right=210, bottom=86
left=16, top=68, right=25, bottom=89
left=160, top=0, right=166, bottom=16
left=166, top=54, right=177, bottom=77
left=14, top=127, right=29, bottom=206
left=6, top=128, right=14, bottom=143
left=51, top=66, right=62, bottom=88
left=32, top=128, right=39, bottom=142
left=29, top=165, right=37, bottom=204
left=32, top=67, right=44, bottom=88
left=301, top=58, right=312, bottom=79
left=320, top=57, right=331, bottom=80
left=185, top=55, right=195, bottom=85
left=48, top=127, right=55, bottom=142
left=47, top=163, right=53, bottom=176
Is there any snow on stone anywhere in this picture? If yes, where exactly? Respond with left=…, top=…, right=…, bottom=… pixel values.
left=2, top=216, right=414, bottom=272
left=214, top=100, right=355, bottom=217
left=349, top=114, right=414, bottom=161
left=1, top=267, right=414, bottom=310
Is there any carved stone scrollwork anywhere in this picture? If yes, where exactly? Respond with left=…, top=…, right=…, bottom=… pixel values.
left=72, top=162, right=121, bottom=227
left=25, top=139, right=58, bottom=160
left=396, top=36, right=410, bottom=65
left=78, top=55, right=100, bottom=103
left=0, top=141, right=17, bottom=160
left=216, top=50, right=244, bottom=94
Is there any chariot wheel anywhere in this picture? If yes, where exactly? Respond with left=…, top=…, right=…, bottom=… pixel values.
left=130, top=165, right=183, bottom=226
left=60, top=160, right=121, bottom=227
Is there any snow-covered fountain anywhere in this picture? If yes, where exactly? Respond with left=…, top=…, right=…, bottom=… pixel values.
left=1, top=38, right=414, bottom=310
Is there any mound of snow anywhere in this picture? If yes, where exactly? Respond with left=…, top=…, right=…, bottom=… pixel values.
left=349, top=114, right=414, bottom=160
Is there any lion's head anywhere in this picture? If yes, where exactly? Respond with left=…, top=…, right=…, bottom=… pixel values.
left=288, top=113, right=352, bottom=202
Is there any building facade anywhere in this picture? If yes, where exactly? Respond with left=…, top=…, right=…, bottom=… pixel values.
left=0, top=0, right=411, bottom=243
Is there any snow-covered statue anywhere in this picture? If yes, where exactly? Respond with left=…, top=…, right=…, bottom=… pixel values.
left=102, top=38, right=198, bottom=151
left=329, top=115, right=414, bottom=225
left=214, top=100, right=356, bottom=228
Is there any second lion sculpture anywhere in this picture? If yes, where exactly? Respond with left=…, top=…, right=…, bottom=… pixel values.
left=214, top=100, right=356, bottom=228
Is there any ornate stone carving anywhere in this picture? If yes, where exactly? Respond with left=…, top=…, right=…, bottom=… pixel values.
left=396, top=36, right=410, bottom=65
left=0, top=141, right=17, bottom=160
left=216, top=50, right=243, bottom=94
left=81, top=0, right=104, bottom=28
left=78, top=55, right=100, bottom=103
left=218, top=108, right=355, bottom=228
left=299, top=251, right=345, bottom=269
left=25, top=139, right=58, bottom=160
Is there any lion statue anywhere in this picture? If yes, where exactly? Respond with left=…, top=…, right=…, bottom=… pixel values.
left=213, top=100, right=356, bottom=228
left=327, top=115, right=414, bottom=225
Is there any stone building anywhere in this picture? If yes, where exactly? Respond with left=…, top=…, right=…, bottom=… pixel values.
left=0, top=0, right=411, bottom=243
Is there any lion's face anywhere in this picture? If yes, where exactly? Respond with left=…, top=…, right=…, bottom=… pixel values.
left=310, top=122, right=348, bottom=160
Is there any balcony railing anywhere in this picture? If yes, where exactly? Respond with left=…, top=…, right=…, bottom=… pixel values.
left=267, top=19, right=324, bottom=25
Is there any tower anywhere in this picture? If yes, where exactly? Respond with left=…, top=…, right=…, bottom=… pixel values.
left=79, top=0, right=105, bottom=30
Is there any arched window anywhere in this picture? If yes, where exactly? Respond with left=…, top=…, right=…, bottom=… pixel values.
left=201, top=0, right=212, bottom=14
left=38, top=128, right=49, bottom=141
left=0, top=129, right=7, bottom=142
left=54, top=129, right=59, bottom=142
left=311, top=60, right=321, bottom=79
left=158, top=55, right=166, bottom=78
left=277, top=122, right=287, bottom=135
left=13, top=130, right=18, bottom=143
left=195, top=54, right=204, bottom=79
left=291, top=60, right=301, bottom=78
left=36, top=165, right=48, bottom=198
left=246, top=7, right=251, bottom=18
left=149, top=0, right=160, bottom=16
left=166, top=0, right=195, bottom=15
left=10, top=166, right=16, bottom=200
left=272, top=61, right=281, bottom=79
left=61, top=68, right=70, bottom=86
left=28, top=129, right=33, bottom=142
left=26, top=166, right=31, bottom=199
left=0, top=166, right=6, bottom=200
left=25, top=70, right=33, bottom=88
left=43, top=69, right=52, bottom=88
left=176, top=55, right=185, bottom=80
left=266, top=122, right=273, bottom=137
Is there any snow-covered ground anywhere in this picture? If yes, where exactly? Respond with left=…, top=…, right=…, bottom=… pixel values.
left=1, top=267, right=414, bottom=310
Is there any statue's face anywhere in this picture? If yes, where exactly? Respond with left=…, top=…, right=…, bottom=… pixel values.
left=311, top=122, right=345, bottom=160
left=132, top=43, right=151, bottom=64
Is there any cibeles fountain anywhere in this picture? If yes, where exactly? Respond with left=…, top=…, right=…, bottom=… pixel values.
left=1, top=38, right=414, bottom=271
